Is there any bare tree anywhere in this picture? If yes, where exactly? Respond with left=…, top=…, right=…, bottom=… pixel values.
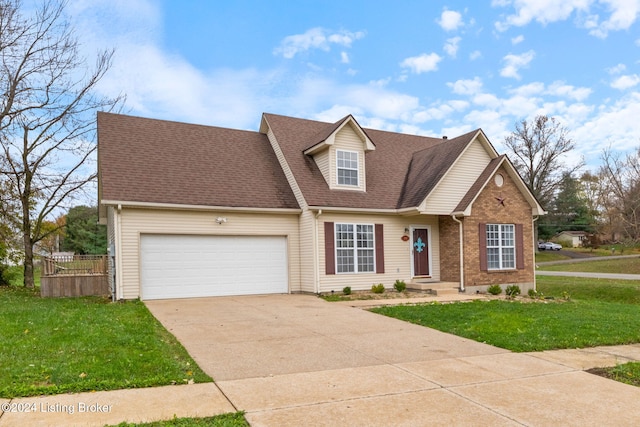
left=0, top=0, right=123, bottom=287
left=599, top=146, right=640, bottom=242
left=503, top=115, right=584, bottom=208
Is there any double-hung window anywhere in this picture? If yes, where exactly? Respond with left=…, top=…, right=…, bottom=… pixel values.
left=336, top=150, right=359, bottom=186
left=335, top=223, right=374, bottom=273
left=486, top=224, right=515, bottom=270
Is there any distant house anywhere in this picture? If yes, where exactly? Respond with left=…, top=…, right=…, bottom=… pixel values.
left=97, top=112, right=545, bottom=300
left=556, top=230, right=588, bottom=247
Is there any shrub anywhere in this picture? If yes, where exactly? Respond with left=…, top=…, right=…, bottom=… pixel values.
left=343, top=286, right=351, bottom=295
left=527, top=288, right=537, bottom=298
left=393, top=279, right=406, bottom=292
left=371, top=283, right=385, bottom=294
left=487, top=284, right=502, bottom=295
left=505, top=285, right=521, bottom=298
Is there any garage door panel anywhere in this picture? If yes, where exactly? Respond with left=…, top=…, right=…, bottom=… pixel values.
left=140, top=235, right=288, bottom=300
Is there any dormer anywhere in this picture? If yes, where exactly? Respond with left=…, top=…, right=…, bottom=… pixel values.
left=303, top=115, right=375, bottom=192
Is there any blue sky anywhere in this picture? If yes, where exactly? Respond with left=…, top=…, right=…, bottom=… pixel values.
left=70, top=0, right=640, bottom=169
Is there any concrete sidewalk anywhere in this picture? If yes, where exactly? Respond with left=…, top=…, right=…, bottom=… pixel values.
left=2, top=294, right=640, bottom=426
left=536, top=270, right=640, bottom=280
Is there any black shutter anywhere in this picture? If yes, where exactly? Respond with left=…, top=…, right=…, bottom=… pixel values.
left=479, top=223, right=487, bottom=271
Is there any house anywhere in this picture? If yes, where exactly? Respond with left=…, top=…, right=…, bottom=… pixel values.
left=556, top=230, right=588, bottom=247
left=97, top=112, right=545, bottom=300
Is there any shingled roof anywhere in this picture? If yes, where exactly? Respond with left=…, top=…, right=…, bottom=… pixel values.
left=97, top=112, right=299, bottom=209
left=261, top=113, right=480, bottom=210
left=98, top=112, right=488, bottom=212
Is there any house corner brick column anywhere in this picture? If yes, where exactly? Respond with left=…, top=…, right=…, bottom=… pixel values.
left=438, top=216, right=460, bottom=282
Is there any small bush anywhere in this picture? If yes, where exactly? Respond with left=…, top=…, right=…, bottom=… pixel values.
left=371, top=283, right=385, bottom=294
left=505, top=285, right=521, bottom=298
left=343, top=286, right=351, bottom=295
left=393, top=279, right=406, bottom=292
left=527, top=288, right=537, bottom=298
left=487, top=284, right=502, bottom=295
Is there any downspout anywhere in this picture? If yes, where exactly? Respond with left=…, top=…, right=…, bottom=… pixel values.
left=115, top=204, right=124, bottom=300
left=451, top=214, right=465, bottom=292
left=532, top=215, right=539, bottom=291
left=314, top=209, right=323, bottom=294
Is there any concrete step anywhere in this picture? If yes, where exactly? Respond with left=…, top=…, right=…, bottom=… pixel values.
left=406, top=281, right=460, bottom=296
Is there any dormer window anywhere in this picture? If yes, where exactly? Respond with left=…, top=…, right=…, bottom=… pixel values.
left=337, top=150, right=359, bottom=186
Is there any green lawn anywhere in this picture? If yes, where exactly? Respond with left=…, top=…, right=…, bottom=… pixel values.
left=537, top=257, right=640, bottom=274
left=535, top=251, right=571, bottom=263
left=0, top=286, right=212, bottom=398
left=370, top=276, right=640, bottom=353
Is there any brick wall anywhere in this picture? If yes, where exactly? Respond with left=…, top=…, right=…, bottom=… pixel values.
left=438, top=216, right=460, bottom=282
left=462, top=166, right=535, bottom=291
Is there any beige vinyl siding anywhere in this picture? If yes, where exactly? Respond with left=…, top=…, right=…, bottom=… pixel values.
left=265, top=127, right=308, bottom=209
left=330, top=125, right=366, bottom=191
left=298, top=209, right=317, bottom=293
left=421, top=140, right=492, bottom=214
left=317, top=213, right=440, bottom=293
left=117, top=208, right=301, bottom=299
left=314, top=149, right=330, bottom=185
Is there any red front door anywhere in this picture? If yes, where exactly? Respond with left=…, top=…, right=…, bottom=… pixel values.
left=413, top=228, right=430, bottom=276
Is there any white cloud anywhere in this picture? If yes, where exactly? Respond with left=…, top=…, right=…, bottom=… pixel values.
left=500, top=50, right=535, bottom=79
left=588, top=0, right=640, bottom=38
left=610, top=74, right=640, bottom=89
left=469, top=50, right=482, bottom=60
left=607, top=63, right=627, bottom=74
left=493, top=0, right=591, bottom=31
left=448, top=77, right=483, bottom=95
left=494, top=0, right=640, bottom=38
left=444, top=37, right=462, bottom=57
left=340, top=52, right=350, bottom=64
left=400, top=53, right=442, bottom=74
left=273, top=27, right=365, bottom=59
left=511, top=35, right=525, bottom=44
left=438, top=9, right=464, bottom=31
left=546, top=82, right=592, bottom=101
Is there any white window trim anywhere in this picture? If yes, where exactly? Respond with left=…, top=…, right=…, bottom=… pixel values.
left=334, top=223, right=376, bottom=274
left=486, top=224, right=516, bottom=270
left=336, top=149, right=359, bottom=187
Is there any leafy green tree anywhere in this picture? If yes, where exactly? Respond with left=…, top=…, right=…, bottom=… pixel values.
left=61, top=206, right=107, bottom=255
left=547, top=173, right=594, bottom=233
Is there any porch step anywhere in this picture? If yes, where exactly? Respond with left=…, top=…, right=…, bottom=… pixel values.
left=407, top=281, right=460, bottom=296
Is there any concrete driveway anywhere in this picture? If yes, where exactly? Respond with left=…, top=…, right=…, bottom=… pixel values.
left=146, top=294, right=640, bottom=426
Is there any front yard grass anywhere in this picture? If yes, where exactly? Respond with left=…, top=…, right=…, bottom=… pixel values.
left=370, top=276, right=640, bottom=353
left=0, top=286, right=212, bottom=398
left=537, top=257, right=640, bottom=274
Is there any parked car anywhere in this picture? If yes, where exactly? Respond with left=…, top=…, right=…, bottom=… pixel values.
left=538, top=241, right=562, bottom=251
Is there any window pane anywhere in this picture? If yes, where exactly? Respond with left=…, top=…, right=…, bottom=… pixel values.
left=337, top=249, right=354, bottom=273
left=337, top=151, right=359, bottom=186
left=487, top=248, right=500, bottom=269
left=502, top=248, right=515, bottom=269
left=335, top=223, right=375, bottom=273
left=357, top=249, right=374, bottom=272
left=486, top=224, right=516, bottom=270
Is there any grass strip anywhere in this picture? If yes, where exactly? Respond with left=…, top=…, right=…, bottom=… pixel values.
left=110, top=412, right=249, bottom=427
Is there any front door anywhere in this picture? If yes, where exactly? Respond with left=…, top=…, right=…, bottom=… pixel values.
left=412, top=228, right=430, bottom=276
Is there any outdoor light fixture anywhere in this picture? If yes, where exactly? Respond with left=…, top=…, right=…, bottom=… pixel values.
left=215, top=217, right=227, bottom=225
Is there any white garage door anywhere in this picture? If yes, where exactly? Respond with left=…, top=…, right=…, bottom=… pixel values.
left=140, top=234, right=288, bottom=300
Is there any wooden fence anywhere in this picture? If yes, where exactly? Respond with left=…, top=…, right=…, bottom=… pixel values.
left=41, top=255, right=110, bottom=297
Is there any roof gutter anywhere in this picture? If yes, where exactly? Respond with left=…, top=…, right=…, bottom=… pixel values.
left=100, top=200, right=302, bottom=214
left=451, top=213, right=465, bottom=292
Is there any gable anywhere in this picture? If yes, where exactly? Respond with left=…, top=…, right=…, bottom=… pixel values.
left=419, top=138, right=493, bottom=214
